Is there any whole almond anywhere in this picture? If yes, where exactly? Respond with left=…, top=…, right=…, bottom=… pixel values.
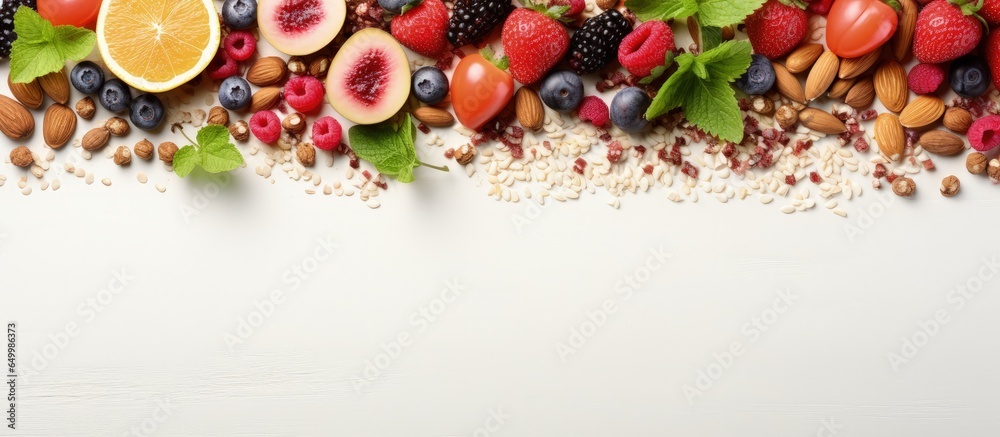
left=0, top=94, right=35, bottom=140
left=892, top=0, right=917, bottom=61
left=844, top=77, right=875, bottom=109
left=515, top=87, right=544, bottom=130
left=82, top=127, right=111, bottom=151
left=838, top=49, right=880, bottom=79
left=827, top=77, right=857, bottom=101
left=898, top=95, right=944, bottom=129
left=874, top=59, right=907, bottom=113
left=798, top=108, right=846, bottom=134
left=250, top=87, right=282, bottom=112
left=805, top=51, right=839, bottom=101
left=943, top=107, right=973, bottom=133
left=412, top=106, right=455, bottom=127
left=772, top=62, right=805, bottom=104
left=42, top=103, right=76, bottom=148
left=38, top=68, right=70, bottom=105
left=246, top=57, right=288, bottom=87
left=874, top=113, right=905, bottom=161
left=785, top=43, right=824, bottom=74
left=7, top=75, right=43, bottom=109
left=918, top=130, right=965, bottom=156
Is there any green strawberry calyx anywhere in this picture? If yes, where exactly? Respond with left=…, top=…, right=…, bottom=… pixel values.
left=480, top=46, right=510, bottom=71
left=881, top=0, right=902, bottom=13
left=522, top=0, right=573, bottom=22
left=399, top=0, right=426, bottom=15
left=776, top=0, right=809, bottom=10
left=948, top=0, right=988, bottom=26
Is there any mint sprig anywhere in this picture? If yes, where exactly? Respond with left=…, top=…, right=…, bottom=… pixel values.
left=347, top=113, right=448, bottom=183
left=172, top=125, right=245, bottom=178
left=9, top=8, right=96, bottom=84
left=645, top=40, right=752, bottom=143
left=625, top=0, right=764, bottom=50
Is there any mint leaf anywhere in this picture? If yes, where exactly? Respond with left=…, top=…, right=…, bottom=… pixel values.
left=698, top=40, right=752, bottom=81
left=696, top=0, right=765, bottom=27
left=172, top=146, right=199, bottom=178
left=196, top=124, right=231, bottom=149
left=9, top=8, right=95, bottom=83
left=348, top=114, right=447, bottom=183
left=701, top=25, right=722, bottom=51
left=626, top=0, right=698, bottom=21
left=172, top=124, right=244, bottom=177
left=199, top=141, right=244, bottom=173
left=684, top=79, right=743, bottom=143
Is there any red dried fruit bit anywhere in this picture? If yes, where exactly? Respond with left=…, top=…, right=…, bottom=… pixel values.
left=858, top=109, right=878, bottom=121
left=785, top=174, right=796, bottom=185
left=250, top=111, right=281, bottom=144
left=922, top=158, right=935, bottom=170
left=224, top=31, right=257, bottom=61
left=874, top=163, right=888, bottom=178
left=907, top=63, right=945, bottom=95
left=206, top=50, right=239, bottom=81
left=607, top=141, right=623, bottom=163
left=792, top=139, right=812, bottom=155
left=854, top=137, right=870, bottom=152
left=738, top=98, right=752, bottom=111
left=618, top=20, right=676, bottom=77
left=809, top=171, right=821, bottom=183
left=578, top=96, right=610, bottom=127
left=681, top=161, right=698, bottom=178
left=573, top=158, right=587, bottom=174
left=633, top=145, right=646, bottom=155
left=968, top=115, right=1000, bottom=152
left=362, top=170, right=373, bottom=180
left=886, top=173, right=899, bottom=183
left=350, top=158, right=360, bottom=168
left=283, top=76, right=325, bottom=113
left=643, top=164, right=654, bottom=174
left=418, top=123, right=431, bottom=134
left=721, top=142, right=737, bottom=158
left=444, top=148, right=455, bottom=159
left=510, top=144, right=524, bottom=159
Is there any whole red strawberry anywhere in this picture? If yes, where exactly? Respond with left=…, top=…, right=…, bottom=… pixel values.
left=987, top=30, right=1000, bottom=90
left=982, top=0, right=1000, bottom=24
left=501, top=1, right=570, bottom=84
left=744, top=0, right=808, bottom=59
left=391, top=0, right=450, bottom=58
left=913, top=0, right=983, bottom=64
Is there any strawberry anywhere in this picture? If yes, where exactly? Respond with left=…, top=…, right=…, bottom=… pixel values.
left=982, top=0, right=1000, bottom=24
left=987, top=30, right=1000, bottom=90
left=806, top=0, right=835, bottom=15
left=391, top=0, right=450, bottom=58
left=913, top=0, right=984, bottom=64
left=744, top=0, right=808, bottom=60
left=500, top=1, right=570, bottom=84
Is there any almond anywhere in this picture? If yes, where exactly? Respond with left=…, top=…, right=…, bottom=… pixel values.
left=771, top=62, right=805, bottom=104
left=412, top=106, right=454, bottom=127
left=785, top=43, right=823, bottom=74
left=943, top=107, right=973, bottom=134
left=38, top=68, right=70, bottom=105
left=515, top=87, right=544, bottom=131
left=250, top=87, right=282, bottom=112
left=838, top=49, right=880, bottom=79
left=7, top=75, right=43, bottom=109
left=42, top=103, right=76, bottom=148
left=798, top=108, right=846, bottom=134
left=82, top=127, right=111, bottom=151
left=805, top=51, right=839, bottom=101
left=898, top=95, right=944, bottom=129
left=0, top=94, right=35, bottom=140
left=874, top=59, right=907, bottom=113
left=246, top=57, right=288, bottom=87
left=844, top=77, right=875, bottom=109
left=827, top=77, right=857, bottom=101
left=874, top=113, right=905, bottom=161
left=918, top=130, right=965, bottom=156
left=891, top=0, right=917, bottom=61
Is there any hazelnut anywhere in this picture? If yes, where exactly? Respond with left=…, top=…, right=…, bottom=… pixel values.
left=105, top=117, right=130, bottom=136
left=775, top=105, right=798, bottom=130
left=595, top=0, right=616, bottom=9
left=750, top=95, right=774, bottom=116
left=282, top=112, right=306, bottom=134
left=296, top=142, right=316, bottom=167
left=113, top=145, right=132, bottom=166
left=134, top=139, right=154, bottom=160
left=207, top=106, right=230, bottom=126
left=287, top=56, right=307, bottom=75
left=891, top=176, right=916, bottom=197
left=229, top=120, right=250, bottom=142
left=940, top=175, right=960, bottom=197
left=75, top=97, right=96, bottom=120
left=967, top=152, right=988, bottom=174
left=158, top=141, right=179, bottom=164
left=454, top=144, right=476, bottom=165
left=990, top=159, right=1000, bottom=184
left=309, top=56, right=330, bottom=77
left=10, top=146, right=33, bottom=168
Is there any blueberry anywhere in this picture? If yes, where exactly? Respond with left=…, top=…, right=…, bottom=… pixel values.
left=949, top=56, right=991, bottom=99
left=610, top=87, right=651, bottom=133
left=130, top=94, right=165, bottom=131
left=99, top=78, right=132, bottom=113
left=411, top=67, right=449, bottom=105
left=378, top=0, right=413, bottom=14
left=221, top=0, right=257, bottom=30
left=539, top=70, right=584, bottom=112
left=735, top=54, right=775, bottom=96
left=70, top=61, right=105, bottom=94
left=219, top=76, right=252, bottom=111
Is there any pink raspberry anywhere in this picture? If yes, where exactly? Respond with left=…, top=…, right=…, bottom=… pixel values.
left=618, top=21, right=675, bottom=78
left=312, top=116, right=342, bottom=151
left=548, top=0, right=584, bottom=16
left=250, top=111, right=281, bottom=144
left=907, top=63, right=945, bottom=95
left=224, top=31, right=256, bottom=61
left=284, top=76, right=325, bottom=113
left=578, top=96, right=610, bottom=127
left=968, top=115, right=1000, bottom=152
left=206, top=50, right=238, bottom=81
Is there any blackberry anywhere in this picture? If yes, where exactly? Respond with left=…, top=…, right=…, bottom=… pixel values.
left=0, top=0, right=36, bottom=58
left=447, top=0, right=514, bottom=48
left=567, top=9, right=631, bottom=75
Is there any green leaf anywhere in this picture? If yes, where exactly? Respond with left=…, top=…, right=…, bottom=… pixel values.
left=172, top=146, right=200, bottom=178
left=196, top=124, right=231, bottom=149
left=683, top=79, right=744, bottom=142
left=696, top=0, right=765, bottom=27
left=348, top=114, right=422, bottom=183
left=199, top=142, right=244, bottom=173
left=700, top=25, right=723, bottom=51
left=701, top=40, right=752, bottom=82
left=626, top=0, right=698, bottom=21
left=9, top=8, right=95, bottom=83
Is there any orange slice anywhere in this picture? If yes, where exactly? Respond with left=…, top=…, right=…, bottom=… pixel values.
left=97, top=0, right=220, bottom=92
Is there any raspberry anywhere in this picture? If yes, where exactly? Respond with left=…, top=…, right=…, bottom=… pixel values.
left=907, top=63, right=945, bottom=95
left=618, top=20, right=675, bottom=78
left=968, top=115, right=1000, bottom=152
left=284, top=76, right=325, bottom=113
left=206, top=50, right=238, bottom=81
left=250, top=111, right=281, bottom=144
left=577, top=96, right=610, bottom=127
left=312, top=116, right=342, bottom=151
left=223, top=31, right=256, bottom=61
left=548, top=0, right=584, bottom=16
